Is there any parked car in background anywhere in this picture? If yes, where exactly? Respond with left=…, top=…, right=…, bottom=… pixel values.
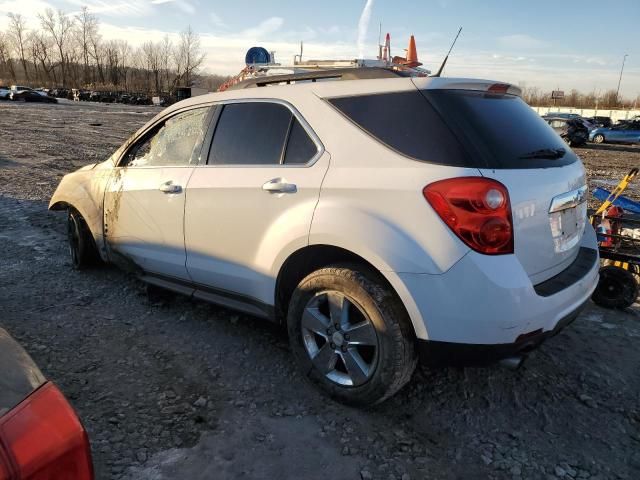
left=0, top=86, right=9, bottom=100
left=617, top=115, right=640, bottom=125
left=0, top=327, right=94, bottom=479
left=50, top=88, right=71, bottom=99
left=50, top=74, right=599, bottom=405
left=10, top=90, right=58, bottom=103
left=590, top=122, right=640, bottom=144
left=8, top=85, right=47, bottom=97
left=10, top=85, right=32, bottom=94
left=544, top=112, right=581, bottom=119
left=585, top=116, right=613, bottom=128
left=543, top=116, right=589, bottom=146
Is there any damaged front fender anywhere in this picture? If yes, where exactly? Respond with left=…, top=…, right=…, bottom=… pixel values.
left=49, top=159, right=114, bottom=261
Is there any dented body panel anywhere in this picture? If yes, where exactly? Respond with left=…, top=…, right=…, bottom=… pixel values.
left=49, top=159, right=114, bottom=260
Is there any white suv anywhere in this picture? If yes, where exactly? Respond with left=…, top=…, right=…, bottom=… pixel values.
left=50, top=72, right=599, bottom=405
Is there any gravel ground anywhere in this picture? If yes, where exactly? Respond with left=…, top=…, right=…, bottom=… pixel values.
left=1, top=100, right=640, bottom=480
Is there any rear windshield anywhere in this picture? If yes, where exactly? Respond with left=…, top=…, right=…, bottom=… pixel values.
left=423, top=90, right=577, bottom=168
left=329, top=89, right=578, bottom=169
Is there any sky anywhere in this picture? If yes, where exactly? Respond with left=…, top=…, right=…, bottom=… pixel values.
left=1, top=0, right=638, bottom=99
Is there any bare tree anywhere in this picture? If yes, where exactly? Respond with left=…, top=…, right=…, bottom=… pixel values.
left=28, top=32, right=40, bottom=83
left=30, top=32, right=57, bottom=85
left=117, top=40, right=130, bottom=90
left=142, top=40, right=161, bottom=93
left=0, top=31, right=17, bottom=82
left=89, top=28, right=104, bottom=85
left=160, top=35, right=173, bottom=92
left=104, top=39, right=119, bottom=86
left=174, top=26, right=205, bottom=87
left=76, top=7, right=98, bottom=86
left=7, top=13, right=30, bottom=83
left=600, top=90, right=619, bottom=109
left=39, top=9, right=75, bottom=86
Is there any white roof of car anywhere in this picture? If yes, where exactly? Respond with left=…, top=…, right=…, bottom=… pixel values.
left=167, top=76, right=521, bottom=116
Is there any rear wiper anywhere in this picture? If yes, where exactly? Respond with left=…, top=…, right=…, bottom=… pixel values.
left=518, top=148, right=566, bottom=160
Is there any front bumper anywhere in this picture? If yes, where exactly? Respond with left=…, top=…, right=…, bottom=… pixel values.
left=417, top=297, right=588, bottom=366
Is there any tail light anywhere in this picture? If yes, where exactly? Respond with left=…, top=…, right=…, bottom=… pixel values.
left=423, top=177, right=513, bottom=255
left=0, top=382, right=94, bottom=480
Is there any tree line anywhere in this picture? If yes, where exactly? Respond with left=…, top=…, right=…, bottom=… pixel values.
left=0, top=8, right=229, bottom=94
left=522, top=87, right=639, bottom=110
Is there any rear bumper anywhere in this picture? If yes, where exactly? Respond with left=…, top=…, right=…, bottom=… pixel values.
left=395, top=225, right=599, bottom=346
left=417, top=298, right=587, bottom=366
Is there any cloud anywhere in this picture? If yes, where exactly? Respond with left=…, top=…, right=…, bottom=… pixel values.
left=210, top=11, right=225, bottom=28
left=239, top=17, right=284, bottom=40
left=150, top=0, right=195, bottom=15
left=319, top=25, right=341, bottom=35
left=0, top=0, right=56, bottom=25
left=497, top=34, right=549, bottom=49
left=420, top=48, right=639, bottom=97
left=65, top=0, right=153, bottom=17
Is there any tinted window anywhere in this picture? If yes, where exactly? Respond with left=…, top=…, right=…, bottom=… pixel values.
left=329, top=91, right=469, bottom=167
left=124, top=107, right=210, bottom=167
left=284, top=119, right=318, bottom=164
left=209, top=102, right=292, bottom=165
left=423, top=90, right=578, bottom=168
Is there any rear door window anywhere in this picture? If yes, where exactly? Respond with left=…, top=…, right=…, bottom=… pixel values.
left=208, top=102, right=291, bottom=165
left=208, top=102, right=319, bottom=166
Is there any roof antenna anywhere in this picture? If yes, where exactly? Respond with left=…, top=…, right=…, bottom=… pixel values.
left=377, top=22, right=382, bottom=60
left=434, top=27, right=462, bottom=77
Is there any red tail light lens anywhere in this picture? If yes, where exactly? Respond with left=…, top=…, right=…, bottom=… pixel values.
left=0, top=382, right=94, bottom=480
left=423, top=177, right=513, bottom=255
left=487, top=83, right=510, bottom=94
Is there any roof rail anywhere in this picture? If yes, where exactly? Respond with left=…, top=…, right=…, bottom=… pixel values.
left=227, top=67, right=412, bottom=90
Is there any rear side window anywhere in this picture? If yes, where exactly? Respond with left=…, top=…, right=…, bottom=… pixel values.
left=284, top=118, right=318, bottom=164
left=329, top=91, right=470, bottom=167
left=422, top=90, right=578, bottom=168
left=209, top=102, right=288, bottom=165
left=208, top=102, right=318, bottom=166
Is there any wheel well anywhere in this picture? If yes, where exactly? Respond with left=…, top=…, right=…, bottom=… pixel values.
left=49, top=200, right=69, bottom=211
left=275, top=245, right=400, bottom=323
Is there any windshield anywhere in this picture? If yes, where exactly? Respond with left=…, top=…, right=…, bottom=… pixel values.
left=422, top=90, right=578, bottom=169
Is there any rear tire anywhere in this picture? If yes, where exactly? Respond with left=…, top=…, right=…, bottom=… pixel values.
left=67, top=208, right=100, bottom=270
left=287, top=265, right=417, bottom=406
left=592, top=266, right=638, bottom=309
left=593, top=134, right=605, bottom=144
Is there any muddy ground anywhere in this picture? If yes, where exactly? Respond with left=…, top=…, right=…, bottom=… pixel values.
left=1, top=100, right=639, bottom=480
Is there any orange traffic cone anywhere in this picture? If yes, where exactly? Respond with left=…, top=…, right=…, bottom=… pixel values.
left=406, top=35, right=419, bottom=66
left=392, top=35, right=422, bottom=68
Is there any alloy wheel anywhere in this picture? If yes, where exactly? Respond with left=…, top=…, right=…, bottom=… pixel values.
left=301, top=291, right=379, bottom=387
